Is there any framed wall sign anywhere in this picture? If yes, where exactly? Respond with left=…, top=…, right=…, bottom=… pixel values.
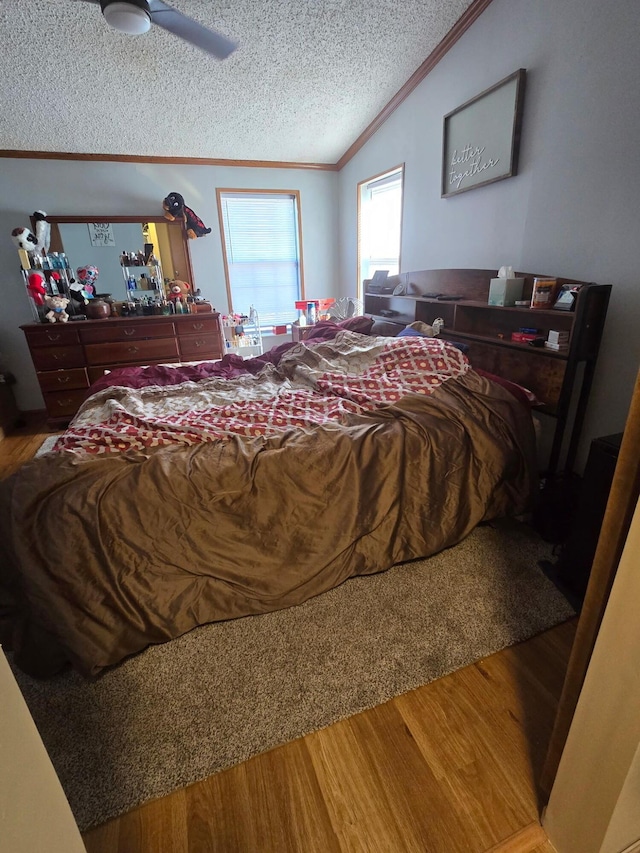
left=442, top=69, right=526, bottom=198
left=87, top=222, right=115, bottom=246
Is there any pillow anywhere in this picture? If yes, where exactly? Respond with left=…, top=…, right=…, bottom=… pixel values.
left=304, top=315, right=374, bottom=340
left=475, top=368, right=540, bottom=408
left=397, top=327, right=470, bottom=354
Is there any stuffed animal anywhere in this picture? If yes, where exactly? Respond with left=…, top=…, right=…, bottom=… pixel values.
left=44, top=295, right=70, bottom=323
left=32, top=211, right=51, bottom=255
left=11, top=210, right=50, bottom=255
left=11, top=227, right=40, bottom=253
left=162, top=192, right=211, bottom=239
left=27, top=272, right=47, bottom=306
left=167, top=279, right=192, bottom=301
left=76, top=265, right=99, bottom=296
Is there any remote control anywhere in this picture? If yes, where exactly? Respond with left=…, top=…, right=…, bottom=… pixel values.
left=437, top=295, right=463, bottom=301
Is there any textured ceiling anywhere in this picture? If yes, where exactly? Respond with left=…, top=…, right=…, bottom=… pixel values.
left=0, top=0, right=475, bottom=164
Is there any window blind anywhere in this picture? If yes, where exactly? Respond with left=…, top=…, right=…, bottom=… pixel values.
left=220, top=193, right=301, bottom=325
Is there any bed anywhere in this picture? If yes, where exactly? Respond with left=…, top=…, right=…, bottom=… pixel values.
left=0, top=317, right=538, bottom=678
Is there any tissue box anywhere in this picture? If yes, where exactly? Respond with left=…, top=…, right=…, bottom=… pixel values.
left=488, top=277, right=525, bottom=307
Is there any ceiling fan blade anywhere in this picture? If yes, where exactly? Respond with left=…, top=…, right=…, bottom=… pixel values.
left=148, top=0, right=237, bottom=59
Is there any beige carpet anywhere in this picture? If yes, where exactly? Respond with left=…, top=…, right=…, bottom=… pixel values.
left=10, top=519, right=574, bottom=831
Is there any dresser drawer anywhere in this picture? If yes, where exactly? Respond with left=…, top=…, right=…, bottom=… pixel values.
left=30, top=345, right=85, bottom=371
left=79, top=321, right=175, bottom=344
left=84, top=338, right=179, bottom=366
left=178, top=334, right=222, bottom=360
left=43, top=389, right=89, bottom=419
left=25, top=325, right=80, bottom=347
left=87, top=359, right=180, bottom=385
left=38, top=368, right=89, bottom=393
left=175, top=316, right=221, bottom=337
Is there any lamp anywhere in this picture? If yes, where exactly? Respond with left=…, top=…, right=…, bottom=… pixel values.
left=100, top=0, right=151, bottom=35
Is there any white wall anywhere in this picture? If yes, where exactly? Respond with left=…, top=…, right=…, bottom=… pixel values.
left=337, top=0, right=640, bottom=469
left=0, top=160, right=338, bottom=410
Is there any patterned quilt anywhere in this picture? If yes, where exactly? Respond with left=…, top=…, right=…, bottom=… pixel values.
left=53, top=332, right=469, bottom=454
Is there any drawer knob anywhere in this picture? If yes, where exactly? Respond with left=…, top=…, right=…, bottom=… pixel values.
left=195, top=340, right=206, bottom=347
left=193, top=323, right=204, bottom=330
left=47, top=333, right=61, bottom=342
left=57, top=375, right=70, bottom=384
left=52, top=354, right=60, bottom=361
left=124, top=328, right=136, bottom=336
left=57, top=399, right=72, bottom=407
left=127, top=346, right=139, bottom=354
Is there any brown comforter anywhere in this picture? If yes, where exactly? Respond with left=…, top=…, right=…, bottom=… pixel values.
left=0, top=333, right=537, bottom=677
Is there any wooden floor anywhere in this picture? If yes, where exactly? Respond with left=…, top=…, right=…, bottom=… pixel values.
left=2, top=416, right=570, bottom=853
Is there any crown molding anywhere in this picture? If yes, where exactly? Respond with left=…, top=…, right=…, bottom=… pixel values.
left=0, top=150, right=338, bottom=172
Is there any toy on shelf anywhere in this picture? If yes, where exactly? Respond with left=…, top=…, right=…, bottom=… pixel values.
left=76, top=265, right=99, bottom=297
left=44, top=295, right=70, bottom=323
left=32, top=211, right=51, bottom=255
left=26, top=273, right=47, bottom=306
left=162, top=191, right=211, bottom=239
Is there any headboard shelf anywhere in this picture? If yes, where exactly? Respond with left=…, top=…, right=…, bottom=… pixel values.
left=363, top=268, right=612, bottom=474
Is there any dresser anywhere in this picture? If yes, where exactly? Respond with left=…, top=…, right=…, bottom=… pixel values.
left=22, top=313, right=224, bottom=427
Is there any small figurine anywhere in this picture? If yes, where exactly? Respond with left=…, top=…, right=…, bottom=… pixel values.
left=44, top=295, right=70, bottom=323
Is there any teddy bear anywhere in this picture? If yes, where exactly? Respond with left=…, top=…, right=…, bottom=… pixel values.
left=162, top=192, right=211, bottom=239
left=167, top=279, right=192, bottom=301
left=27, top=272, right=47, bottom=306
left=44, top=295, right=70, bottom=323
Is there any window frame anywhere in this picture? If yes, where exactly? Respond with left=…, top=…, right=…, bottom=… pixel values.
left=356, top=165, right=405, bottom=300
left=215, top=188, right=306, bottom=323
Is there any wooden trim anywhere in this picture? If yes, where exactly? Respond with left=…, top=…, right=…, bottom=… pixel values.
left=215, top=190, right=234, bottom=314
left=356, top=164, right=405, bottom=299
left=0, top=149, right=337, bottom=172
left=215, top=188, right=306, bottom=314
left=484, top=821, right=548, bottom=853
left=42, top=215, right=175, bottom=224
left=540, top=367, right=640, bottom=798
left=337, top=0, right=495, bottom=169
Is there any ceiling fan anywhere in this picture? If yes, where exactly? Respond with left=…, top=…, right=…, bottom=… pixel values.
left=84, top=0, right=237, bottom=59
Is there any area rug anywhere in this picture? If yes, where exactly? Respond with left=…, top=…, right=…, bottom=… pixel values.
left=9, top=519, right=574, bottom=831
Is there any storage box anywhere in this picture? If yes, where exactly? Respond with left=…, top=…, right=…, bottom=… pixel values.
left=488, top=277, right=524, bottom=307
left=511, top=331, right=538, bottom=342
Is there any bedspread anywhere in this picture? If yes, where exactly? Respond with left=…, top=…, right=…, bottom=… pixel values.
left=0, top=333, right=537, bottom=677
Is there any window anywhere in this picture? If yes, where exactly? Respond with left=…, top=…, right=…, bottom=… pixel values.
left=217, top=190, right=304, bottom=326
left=357, top=166, right=404, bottom=298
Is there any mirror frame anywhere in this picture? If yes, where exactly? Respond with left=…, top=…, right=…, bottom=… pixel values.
left=36, top=214, right=195, bottom=294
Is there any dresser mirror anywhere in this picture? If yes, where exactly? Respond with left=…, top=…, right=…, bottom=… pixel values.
left=39, top=215, right=194, bottom=303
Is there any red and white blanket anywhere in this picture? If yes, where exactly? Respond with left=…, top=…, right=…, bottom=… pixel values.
left=53, top=332, right=469, bottom=455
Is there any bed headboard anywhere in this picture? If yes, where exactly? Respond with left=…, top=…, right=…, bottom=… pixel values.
left=363, top=268, right=612, bottom=473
